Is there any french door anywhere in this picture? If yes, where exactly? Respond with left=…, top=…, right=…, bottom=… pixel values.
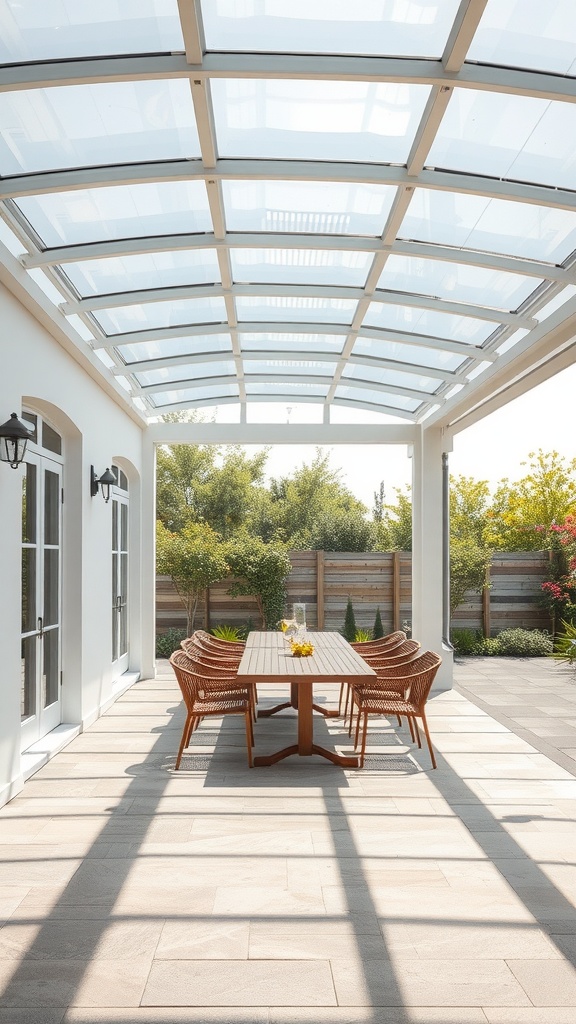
left=21, top=453, right=62, bottom=750
left=111, top=488, right=129, bottom=679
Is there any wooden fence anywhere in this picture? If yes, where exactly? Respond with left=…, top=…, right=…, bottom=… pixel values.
left=157, top=549, right=551, bottom=637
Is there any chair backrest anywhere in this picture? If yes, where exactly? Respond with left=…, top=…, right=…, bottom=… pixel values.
left=170, top=649, right=201, bottom=711
left=371, top=638, right=420, bottom=668
left=352, top=630, right=406, bottom=653
left=179, top=640, right=241, bottom=678
left=195, top=629, right=245, bottom=652
left=405, top=652, right=442, bottom=709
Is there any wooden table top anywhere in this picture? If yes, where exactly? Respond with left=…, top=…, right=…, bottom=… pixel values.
left=237, top=631, right=377, bottom=684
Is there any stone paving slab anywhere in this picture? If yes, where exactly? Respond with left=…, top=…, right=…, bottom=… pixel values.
left=1, top=658, right=576, bottom=1018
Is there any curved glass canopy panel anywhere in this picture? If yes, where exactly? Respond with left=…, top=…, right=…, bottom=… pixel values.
left=201, top=0, right=462, bottom=58
left=0, top=0, right=575, bottom=426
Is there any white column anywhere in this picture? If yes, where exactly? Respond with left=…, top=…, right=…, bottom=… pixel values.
left=411, top=424, right=453, bottom=690
left=139, top=431, right=157, bottom=680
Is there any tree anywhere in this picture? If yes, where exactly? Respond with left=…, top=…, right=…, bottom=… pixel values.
left=157, top=442, right=269, bottom=537
left=308, top=507, right=375, bottom=552
left=450, top=475, right=492, bottom=547
left=226, top=535, right=292, bottom=629
left=449, top=537, right=491, bottom=615
left=156, top=521, right=229, bottom=634
left=374, top=485, right=413, bottom=551
left=485, top=450, right=576, bottom=551
left=268, top=449, right=368, bottom=547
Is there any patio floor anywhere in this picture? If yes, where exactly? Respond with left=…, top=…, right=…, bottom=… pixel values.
left=2, top=657, right=576, bottom=1023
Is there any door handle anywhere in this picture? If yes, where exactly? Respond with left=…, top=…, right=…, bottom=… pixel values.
left=37, top=616, right=44, bottom=638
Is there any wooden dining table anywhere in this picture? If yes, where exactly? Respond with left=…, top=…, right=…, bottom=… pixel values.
left=237, top=631, right=376, bottom=768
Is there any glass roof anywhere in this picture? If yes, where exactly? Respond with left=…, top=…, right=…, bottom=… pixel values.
left=0, top=0, right=575, bottom=424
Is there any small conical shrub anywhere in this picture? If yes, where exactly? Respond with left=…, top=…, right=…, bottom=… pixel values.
left=373, top=607, right=384, bottom=640
left=343, top=597, right=357, bottom=642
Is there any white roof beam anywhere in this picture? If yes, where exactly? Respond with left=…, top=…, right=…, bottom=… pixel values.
left=443, top=1, right=489, bottom=73
left=21, top=233, right=572, bottom=284
left=358, top=326, right=497, bottom=360
left=177, top=0, right=204, bottom=65
left=4, top=161, right=576, bottom=213
left=148, top=421, right=417, bottom=443
left=1, top=53, right=575, bottom=105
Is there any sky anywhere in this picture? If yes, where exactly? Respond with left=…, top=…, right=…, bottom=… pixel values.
left=255, top=362, right=576, bottom=511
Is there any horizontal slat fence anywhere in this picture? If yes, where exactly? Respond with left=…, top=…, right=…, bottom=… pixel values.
left=157, top=549, right=549, bottom=638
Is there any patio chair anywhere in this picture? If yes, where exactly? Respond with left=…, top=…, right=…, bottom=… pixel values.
left=181, top=634, right=257, bottom=720
left=339, top=630, right=407, bottom=713
left=169, top=649, right=254, bottom=769
left=352, top=650, right=442, bottom=769
left=344, top=638, right=421, bottom=729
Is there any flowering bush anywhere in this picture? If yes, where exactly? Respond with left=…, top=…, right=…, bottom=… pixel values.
left=536, top=515, right=576, bottom=629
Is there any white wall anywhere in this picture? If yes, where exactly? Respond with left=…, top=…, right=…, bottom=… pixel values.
left=0, top=284, right=146, bottom=806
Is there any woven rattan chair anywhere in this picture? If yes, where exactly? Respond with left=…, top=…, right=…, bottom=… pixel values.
left=339, top=630, right=408, bottom=716
left=352, top=650, right=442, bottom=769
left=181, top=634, right=257, bottom=720
left=169, top=649, right=253, bottom=769
left=345, top=638, right=421, bottom=730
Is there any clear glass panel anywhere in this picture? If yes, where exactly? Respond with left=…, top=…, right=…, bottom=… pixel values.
left=335, top=384, right=419, bottom=411
left=63, top=250, right=221, bottom=297
left=42, top=422, right=62, bottom=456
left=363, top=302, right=494, bottom=344
left=245, top=383, right=329, bottom=397
left=136, top=360, right=236, bottom=385
left=43, top=628, right=59, bottom=708
left=21, top=548, right=36, bottom=634
left=427, top=89, right=576, bottom=191
left=222, top=180, right=396, bottom=235
left=0, top=80, right=200, bottom=176
left=44, top=470, right=60, bottom=546
left=353, top=335, right=465, bottom=372
left=343, top=362, right=441, bottom=393
left=44, top=550, right=59, bottom=627
left=112, top=501, right=119, bottom=552
left=151, top=383, right=239, bottom=405
left=468, top=0, right=576, bottom=76
left=239, top=332, right=344, bottom=353
left=245, top=359, right=335, bottom=377
left=120, top=503, right=128, bottom=553
left=15, top=182, right=212, bottom=247
left=400, top=189, right=576, bottom=263
left=377, top=255, right=539, bottom=310
left=94, top=296, right=227, bottom=335
left=236, top=296, right=357, bottom=324
left=119, top=334, right=234, bottom=363
left=212, top=79, right=431, bottom=163
left=0, top=0, right=184, bottom=62
left=21, top=636, right=36, bottom=720
left=22, top=463, right=36, bottom=543
left=231, top=248, right=371, bottom=287
left=534, top=285, right=576, bottom=322
left=202, top=0, right=461, bottom=57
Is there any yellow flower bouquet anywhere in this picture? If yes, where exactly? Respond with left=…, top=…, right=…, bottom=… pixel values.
left=290, top=639, right=314, bottom=657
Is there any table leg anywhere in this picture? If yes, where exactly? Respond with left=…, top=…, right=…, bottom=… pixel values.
left=253, top=680, right=360, bottom=769
left=257, top=681, right=299, bottom=719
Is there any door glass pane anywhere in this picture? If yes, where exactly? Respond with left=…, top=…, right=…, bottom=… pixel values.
left=22, top=463, right=36, bottom=543
left=21, top=637, right=36, bottom=720
left=120, top=504, right=128, bottom=552
left=120, top=553, right=128, bottom=603
left=21, top=549, right=36, bottom=633
left=119, top=601, right=128, bottom=658
left=43, top=628, right=59, bottom=708
left=44, top=549, right=59, bottom=627
left=112, top=500, right=118, bottom=552
left=44, top=470, right=60, bottom=546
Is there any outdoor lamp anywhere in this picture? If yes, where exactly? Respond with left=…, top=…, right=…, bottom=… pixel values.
left=0, top=412, right=34, bottom=468
left=90, top=465, right=116, bottom=503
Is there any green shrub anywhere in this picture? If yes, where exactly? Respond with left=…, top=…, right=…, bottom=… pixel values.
left=354, top=628, right=373, bottom=642
left=156, top=628, right=187, bottom=658
left=373, top=607, right=384, bottom=640
left=211, top=624, right=245, bottom=642
left=452, top=627, right=553, bottom=657
left=451, top=628, right=482, bottom=655
left=552, top=619, right=576, bottom=664
left=492, top=628, right=553, bottom=657
left=342, top=597, right=357, bottom=642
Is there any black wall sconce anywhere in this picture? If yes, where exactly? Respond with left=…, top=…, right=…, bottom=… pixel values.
left=90, top=465, right=116, bottom=503
left=0, top=412, right=34, bottom=468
